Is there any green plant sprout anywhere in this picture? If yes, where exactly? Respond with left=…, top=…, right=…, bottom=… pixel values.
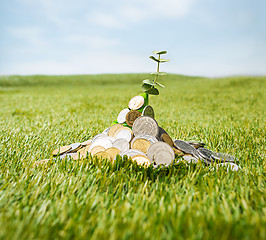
left=141, top=50, right=169, bottom=95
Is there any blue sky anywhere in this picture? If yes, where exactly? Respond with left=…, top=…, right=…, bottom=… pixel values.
left=0, top=0, right=265, bottom=77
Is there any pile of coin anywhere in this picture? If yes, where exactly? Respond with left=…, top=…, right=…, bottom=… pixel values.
left=35, top=94, right=239, bottom=171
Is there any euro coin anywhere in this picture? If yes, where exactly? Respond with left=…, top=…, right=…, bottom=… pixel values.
left=142, top=105, right=154, bottom=118
left=153, top=150, right=174, bottom=167
left=90, top=145, right=105, bottom=156
left=132, top=116, right=159, bottom=138
left=131, top=155, right=150, bottom=167
left=128, top=95, right=145, bottom=110
left=114, top=127, right=133, bottom=142
left=147, top=141, right=175, bottom=164
left=105, top=147, right=121, bottom=161
left=108, top=124, right=124, bottom=138
left=131, top=138, right=151, bottom=154
left=117, top=108, right=130, bottom=124
left=95, top=151, right=111, bottom=161
left=112, top=138, right=130, bottom=152
left=52, top=145, right=71, bottom=156
left=125, top=110, right=141, bottom=127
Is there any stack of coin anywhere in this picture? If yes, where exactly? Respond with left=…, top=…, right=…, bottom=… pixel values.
left=35, top=93, right=239, bottom=172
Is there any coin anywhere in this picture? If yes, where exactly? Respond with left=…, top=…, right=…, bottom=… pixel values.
left=60, top=152, right=75, bottom=159
left=117, top=108, right=130, bottom=124
left=142, top=105, right=154, bottom=118
left=125, top=110, right=141, bottom=127
left=153, top=150, right=174, bottom=167
left=161, top=133, right=174, bottom=147
left=197, top=148, right=213, bottom=164
left=92, top=133, right=109, bottom=142
left=132, top=116, right=159, bottom=138
left=132, top=134, right=158, bottom=144
left=131, top=155, right=150, bottom=167
left=67, top=143, right=82, bottom=153
left=174, top=140, right=197, bottom=156
left=120, top=149, right=146, bottom=158
left=128, top=95, right=145, bottom=110
left=94, top=151, right=111, bottom=161
left=102, top=127, right=110, bottom=135
left=131, top=138, right=151, bottom=154
left=147, top=141, right=175, bottom=164
left=105, top=147, right=121, bottom=161
left=211, top=152, right=238, bottom=162
left=52, top=145, right=71, bottom=156
left=186, top=141, right=205, bottom=149
left=114, top=127, right=133, bottom=142
left=108, top=124, right=124, bottom=138
left=182, top=154, right=199, bottom=163
left=172, top=148, right=184, bottom=157
left=81, top=139, right=92, bottom=146
left=89, top=138, right=113, bottom=151
left=216, top=162, right=239, bottom=172
left=71, top=152, right=83, bottom=160
left=112, top=138, right=130, bottom=152
left=34, top=159, right=50, bottom=166
left=77, top=147, right=87, bottom=156
left=90, top=145, right=106, bottom=156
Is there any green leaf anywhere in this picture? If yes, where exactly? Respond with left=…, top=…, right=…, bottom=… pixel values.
left=141, top=83, right=153, bottom=91
left=143, top=79, right=156, bottom=85
left=158, top=59, right=170, bottom=63
left=153, top=50, right=167, bottom=55
left=155, top=81, right=165, bottom=88
left=149, top=56, right=159, bottom=62
left=145, top=87, right=159, bottom=95
left=150, top=72, right=166, bottom=76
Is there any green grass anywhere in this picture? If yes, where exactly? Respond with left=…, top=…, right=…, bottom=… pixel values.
left=0, top=74, right=265, bottom=240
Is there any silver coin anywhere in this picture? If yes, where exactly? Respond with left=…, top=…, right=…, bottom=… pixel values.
left=113, top=138, right=130, bottom=152
left=60, top=152, right=75, bottom=159
left=153, top=150, right=174, bottom=167
left=128, top=95, right=145, bottom=110
left=186, top=141, right=205, bottom=149
left=217, top=162, right=239, bottom=172
left=92, top=133, right=108, bottom=142
left=89, top=138, right=113, bottom=151
left=147, top=141, right=175, bottom=164
left=132, top=116, right=159, bottom=138
left=182, top=155, right=199, bottom=163
left=134, top=134, right=158, bottom=144
left=142, top=105, right=154, bottom=118
left=115, top=129, right=132, bottom=142
left=174, top=140, right=197, bottom=156
left=67, top=142, right=81, bottom=153
left=197, top=148, right=213, bottom=162
left=211, top=152, right=238, bottom=162
left=120, top=149, right=146, bottom=158
left=102, top=127, right=110, bottom=135
left=117, top=108, right=130, bottom=124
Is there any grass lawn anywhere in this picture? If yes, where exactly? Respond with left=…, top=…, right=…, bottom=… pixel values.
left=0, top=74, right=265, bottom=240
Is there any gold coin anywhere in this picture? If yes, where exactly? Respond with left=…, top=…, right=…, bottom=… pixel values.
left=161, top=133, right=174, bottom=147
left=125, top=110, right=142, bottom=127
left=71, top=153, right=83, bottom=160
left=105, top=147, right=121, bottom=161
left=132, top=138, right=151, bottom=154
left=77, top=147, right=87, bottom=156
left=81, top=139, right=92, bottom=146
left=90, top=146, right=105, bottom=156
left=83, top=144, right=91, bottom=155
left=128, top=95, right=145, bottom=110
left=131, top=155, right=150, bottom=167
left=94, top=151, right=111, bottom=161
left=173, top=148, right=184, bottom=157
left=52, top=145, right=71, bottom=156
left=34, top=159, right=50, bottom=166
left=108, top=124, right=124, bottom=137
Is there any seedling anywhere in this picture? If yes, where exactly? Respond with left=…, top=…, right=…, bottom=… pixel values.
left=141, top=50, right=169, bottom=95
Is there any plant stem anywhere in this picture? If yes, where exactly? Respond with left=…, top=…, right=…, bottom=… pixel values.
left=154, top=54, right=161, bottom=83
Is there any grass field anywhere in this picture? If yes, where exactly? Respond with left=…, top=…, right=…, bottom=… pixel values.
left=0, top=74, right=265, bottom=240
